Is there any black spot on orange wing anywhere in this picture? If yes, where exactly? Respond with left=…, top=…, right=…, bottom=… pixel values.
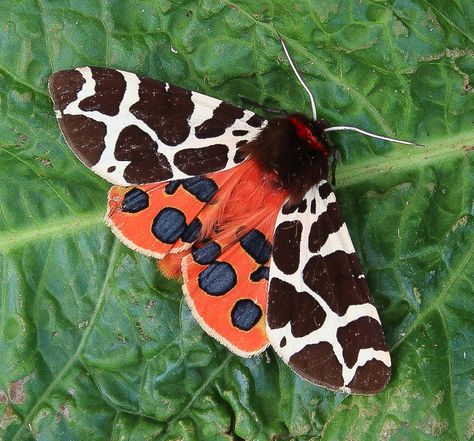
left=151, top=207, right=187, bottom=243
left=195, top=102, right=245, bottom=139
left=231, top=299, right=262, bottom=331
left=302, top=252, right=369, bottom=316
left=181, top=218, right=202, bottom=243
left=250, top=266, right=269, bottom=282
left=289, top=342, right=344, bottom=389
left=174, top=144, right=229, bottom=175
left=122, top=188, right=149, bottom=213
left=192, top=241, right=222, bottom=264
left=272, top=220, right=303, bottom=275
left=267, top=278, right=326, bottom=337
left=115, top=125, right=173, bottom=183
left=165, top=180, right=183, bottom=195
left=130, top=79, right=194, bottom=146
left=198, top=262, right=237, bottom=296
left=182, top=176, right=218, bottom=202
left=239, top=230, right=272, bottom=264
left=79, top=67, right=126, bottom=116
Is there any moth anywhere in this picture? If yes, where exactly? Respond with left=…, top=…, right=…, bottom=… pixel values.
left=49, top=39, right=416, bottom=394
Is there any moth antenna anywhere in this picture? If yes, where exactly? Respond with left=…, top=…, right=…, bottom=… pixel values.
left=324, top=126, right=424, bottom=146
left=277, top=32, right=318, bottom=120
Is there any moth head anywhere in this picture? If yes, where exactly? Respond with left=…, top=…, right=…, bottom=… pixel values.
left=288, top=113, right=332, bottom=160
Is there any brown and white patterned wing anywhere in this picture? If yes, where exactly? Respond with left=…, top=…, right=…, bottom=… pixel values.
left=267, top=181, right=391, bottom=394
left=49, top=67, right=265, bottom=186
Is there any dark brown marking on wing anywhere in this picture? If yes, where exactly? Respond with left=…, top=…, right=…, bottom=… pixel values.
left=302, top=252, right=369, bottom=315
left=130, top=78, right=194, bottom=146
left=115, top=124, right=173, bottom=183
left=174, top=144, right=229, bottom=175
left=78, top=67, right=126, bottom=116
left=195, top=102, right=244, bottom=139
left=268, top=278, right=326, bottom=337
left=246, top=114, right=265, bottom=128
left=347, top=359, right=391, bottom=394
left=233, top=148, right=248, bottom=164
left=282, top=198, right=307, bottom=215
left=49, top=69, right=85, bottom=112
left=272, top=220, right=302, bottom=275
left=59, top=115, right=107, bottom=166
left=232, top=129, right=249, bottom=136
left=337, top=317, right=387, bottom=368
left=236, top=140, right=248, bottom=148
left=297, top=199, right=307, bottom=213
left=319, top=182, right=332, bottom=199
left=289, top=342, right=344, bottom=389
left=308, top=203, right=344, bottom=253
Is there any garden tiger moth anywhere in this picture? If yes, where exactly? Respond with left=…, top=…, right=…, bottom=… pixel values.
left=48, top=37, right=419, bottom=394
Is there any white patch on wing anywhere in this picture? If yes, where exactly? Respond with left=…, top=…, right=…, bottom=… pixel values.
left=317, top=224, right=356, bottom=256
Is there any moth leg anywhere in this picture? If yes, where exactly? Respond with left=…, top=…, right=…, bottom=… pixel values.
left=330, top=149, right=340, bottom=186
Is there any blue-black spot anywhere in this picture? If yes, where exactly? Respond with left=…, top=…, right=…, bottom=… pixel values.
left=198, top=262, right=236, bottom=296
left=182, top=176, right=218, bottom=202
left=231, top=299, right=262, bottom=331
left=250, top=266, right=269, bottom=282
left=192, top=241, right=221, bottom=265
left=151, top=207, right=186, bottom=244
left=181, top=218, right=201, bottom=243
left=122, top=188, right=149, bottom=213
left=165, top=180, right=182, bottom=195
left=240, top=230, right=272, bottom=264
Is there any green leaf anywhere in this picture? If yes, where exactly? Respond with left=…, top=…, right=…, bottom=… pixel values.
left=0, top=1, right=473, bottom=440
